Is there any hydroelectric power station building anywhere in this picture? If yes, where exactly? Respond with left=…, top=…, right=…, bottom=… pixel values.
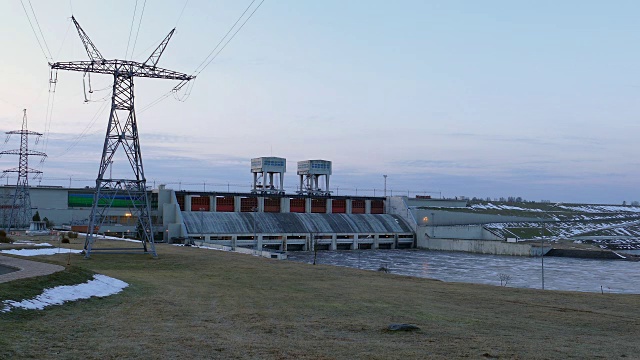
left=2, top=158, right=455, bottom=252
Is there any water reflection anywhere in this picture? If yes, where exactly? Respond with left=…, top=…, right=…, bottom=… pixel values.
left=286, top=249, right=640, bottom=294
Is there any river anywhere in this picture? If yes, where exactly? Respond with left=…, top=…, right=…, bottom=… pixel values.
left=286, top=249, right=640, bottom=294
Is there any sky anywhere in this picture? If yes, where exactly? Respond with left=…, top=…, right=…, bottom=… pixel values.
left=0, top=0, right=638, bottom=204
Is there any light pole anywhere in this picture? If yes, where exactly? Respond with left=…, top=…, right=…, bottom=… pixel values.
left=199, top=207, right=205, bottom=243
left=431, top=212, right=436, bottom=238
left=383, top=175, right=388, bottom=214
left=252, top=206, right=258, bottom=251
left=541, top=202, right=562, bottom=290
left=383, top=175, right=387, bottom=197
left=541, top=220, right=546, bottom=290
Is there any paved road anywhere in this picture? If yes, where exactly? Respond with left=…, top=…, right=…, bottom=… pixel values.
left=0, top=255, right=65, bottom=283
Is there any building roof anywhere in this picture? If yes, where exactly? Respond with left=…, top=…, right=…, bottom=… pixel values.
left=182, top=212, right=413, bottom=235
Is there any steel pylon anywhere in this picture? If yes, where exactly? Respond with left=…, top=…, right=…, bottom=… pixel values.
left=1, top=109, right=46, bottom=231
left=50, top=16, right=194, bottom=257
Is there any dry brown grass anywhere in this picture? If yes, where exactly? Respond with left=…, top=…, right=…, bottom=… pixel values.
left=1, top=237, right=640, bottom=359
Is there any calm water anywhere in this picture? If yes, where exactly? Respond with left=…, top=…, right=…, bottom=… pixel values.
left=287, top=249, right=640, bottom=294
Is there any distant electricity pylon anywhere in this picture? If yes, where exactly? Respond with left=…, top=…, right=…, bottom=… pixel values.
left=1, top=109, right=47, bottom=231
left=50, top=16, right=195, bottom=258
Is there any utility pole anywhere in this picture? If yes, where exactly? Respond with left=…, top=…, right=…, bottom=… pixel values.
left=252, top=206, right=258, bottom=252
left=541, top=221, right=545, bottom=290
left=50, top=17, right=194, bottom=257
left=540, top=202, right=562, bottom=290
left=199, top=207, right=205, bottom=244
left=383, top=175, right=387, bottom=197
left=383, top=174, right=388, bottom=214
left=1, top=109, right=47, bottom=231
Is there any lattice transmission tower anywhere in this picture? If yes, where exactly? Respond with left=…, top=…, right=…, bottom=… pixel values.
left=50, top=16, right=194, bottom=258
left=1, top=109, right=47, bottom=231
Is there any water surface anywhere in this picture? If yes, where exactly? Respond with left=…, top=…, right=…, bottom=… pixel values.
left=287, top=249, right=640, bottom=294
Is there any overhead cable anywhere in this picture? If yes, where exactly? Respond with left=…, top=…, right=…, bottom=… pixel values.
left=195, top=0, right=266, bottom=76
left=20, top=0, right=53, bottom=61
left=124, top=0, right=139, bottom=59
left=138, top=0, right=266, bottom=112
left=175, top=0, right=189, bottom=28
left=192, top=0, right=257, bottom=75
left=130, top=0, right=147, bottom=59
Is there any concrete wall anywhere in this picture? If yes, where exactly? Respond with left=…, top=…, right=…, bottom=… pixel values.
left=416, top=224, right=502, bottom=241
left=406, top=198, right=468, bottom=208
left=412, top=208, right=539, bottom=227
left=387, top=196, right=417, bottom=228
left=0, top=186, right=157, bottom=228
left=161, top=188, right=187, bottom=241
left=0, top=186, right=91, bottom=226
left=418, top=238, right=539, bottom=256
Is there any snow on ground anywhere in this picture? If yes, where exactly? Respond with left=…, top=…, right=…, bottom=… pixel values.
left=469, top=203, right=543, bottom=212
left=1, top=274, right=128, bottom=313
left=76, top=233, right=141, bottom=243
left=0, top=248, right=83, bottom=256
left=469, top=202, right=640, bottom=214
left=560, top=204, right=640, bottom=213
left=11, top=242, right=54, bottom=247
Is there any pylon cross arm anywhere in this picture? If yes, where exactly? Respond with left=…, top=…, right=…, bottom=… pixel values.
left=50, top=60, right=194, bottom=81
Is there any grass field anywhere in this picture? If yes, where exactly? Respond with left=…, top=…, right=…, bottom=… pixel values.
left=1, top=238, right=640, bottom=359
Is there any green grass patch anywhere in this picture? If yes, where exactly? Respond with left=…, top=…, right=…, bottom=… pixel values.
left=1, top=241, right=640, bottom=359
left=504, top=227, right=553, bottom=239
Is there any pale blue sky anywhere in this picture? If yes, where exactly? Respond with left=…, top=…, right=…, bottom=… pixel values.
left=0, top=1, right=638, bottom=204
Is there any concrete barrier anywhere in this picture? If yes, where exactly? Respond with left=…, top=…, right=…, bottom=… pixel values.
left=193, top=241, right=287, bottom=260
left=418, top=238, right=538, bottom=256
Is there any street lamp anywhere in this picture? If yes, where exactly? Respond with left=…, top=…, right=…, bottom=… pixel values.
left=252, top=206, right=258, bottom=250
left=199, top=207, right=205, bottom=243
left=541, top=202, right=562, bottom=290
left=431, top=212, right=436, bottom=238
left=383, top=175, right=388, bottom=214
left=383, top=175, right=387, bottom=197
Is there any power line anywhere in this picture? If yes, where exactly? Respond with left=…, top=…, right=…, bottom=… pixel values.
left=195, top=0, right=266, bottom=76
left=20, top=0, right=52, bottom=61
left=130, top=0, right=147, bottom=59
left=55, top=17, right=73, bottom=60
left=175, top=0, right=189, bottom=28
left=27, top=1, right=53, bottom=60
left=192, top=0, right=256, bottom=74
left=138, top=0, right=266, bottom=112
left=51, top=96, right=110, bottom=158
left=124, top=0, right=139, bottom=59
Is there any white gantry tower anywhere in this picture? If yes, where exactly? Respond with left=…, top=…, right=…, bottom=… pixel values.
left=251, top=157, right=286, bottom=194
left=297, top=160, right=332, bottom=196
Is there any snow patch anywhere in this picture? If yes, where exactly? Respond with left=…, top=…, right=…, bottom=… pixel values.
left=1, top=274, right=128, bottom=313
left=76, top=233, right=141, bottom=243
left=11, top=242, right=53, bottom=247
left=469, top=203, right=543, bottom=212
left=0, top=248, right=83, bottom=256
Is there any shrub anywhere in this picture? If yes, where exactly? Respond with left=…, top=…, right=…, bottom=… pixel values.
left=61, top=238, right=70, bottom=244
left=0, top=229, right=10, bottom=244
left=67, top=232, right=78, bottom=239
left=43, top=217, right=54, bottom=229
